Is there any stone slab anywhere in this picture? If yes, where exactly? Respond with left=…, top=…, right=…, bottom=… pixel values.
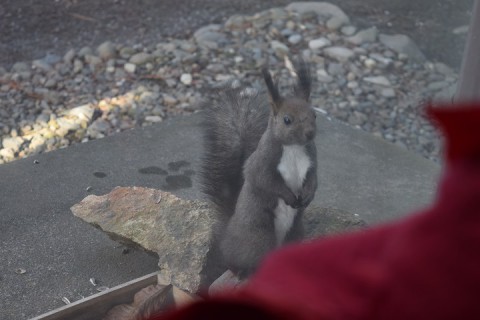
left=0, top=112, right=440, bottom=319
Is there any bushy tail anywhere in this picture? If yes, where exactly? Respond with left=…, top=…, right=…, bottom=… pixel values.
left=200, top=84, right=269, bottom=216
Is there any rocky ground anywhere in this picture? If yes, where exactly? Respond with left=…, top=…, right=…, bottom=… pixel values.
left=0, top=2, right=464, bottom=164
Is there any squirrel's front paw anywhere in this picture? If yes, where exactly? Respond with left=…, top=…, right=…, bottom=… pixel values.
left=290, top=196, right=303, bottom=209
left=298, top=191, right=314, bottom=208
left=284, top=193, right=299, bottom=208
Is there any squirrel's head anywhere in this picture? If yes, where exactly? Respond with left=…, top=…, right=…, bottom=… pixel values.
left=263, top=61, right=317, bottom=146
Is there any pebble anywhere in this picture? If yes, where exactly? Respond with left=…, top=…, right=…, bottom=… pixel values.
left=12, top=62, right=30, bottom=73
left=427, top=81, right=449, bottom=91
left=327, top=63, right=344, bottom=76
left=434, top=62, right=454, bottom=76
left=78, top=46, right=93, bottom=57
left=369, top=53, right=392, bottom=65
left=0, top=147, right=15, bottom=160
left=324, top=47, right=355, bottom=61
left=63, top=49, right=76, bottom=64
left=73, top=60, right=84, bottom=73
left=124, top=63, right=136, bottom=73
left=363, top=76, right=392, bottom=87
left=326, top=16, right=345, bottom=30
left=145, top=116, right=163, bottom=123
left=308, top=37, right=331, bottom=50
left=120, top=47, right=135, bottom=59
left=346, top=27, right=378, bottom=45
left=2, top=136, right=24, bottom=150
left=347, top=81, right=359, bottom=89
left=129, top=52, right=154, bottom=65
left=380, top=88, right=396, bottom=98
left=288, top=34, right=302, bottom=45
left=316, top=69, right=333, bottom=83
left=341, top=25, right=357, bottom=36
left=163, top=94, right=178, bottom=106
left=364, top=58, right=376, bottom=68
left=180, top=73, right=193, bottom=85
left=271, top=40, right=290, bottom=57
left=85, top=55, right=102, bottom=68
left=0, top=3, right=456, bottom=165
left=97, top=41, right=116, bottom=60
left=379, top=33, right=426, bottom=63
left=32, top=59, right=52, bottom=72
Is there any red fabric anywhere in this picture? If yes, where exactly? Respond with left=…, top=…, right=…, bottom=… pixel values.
left=156, top=103, right=480, bottom=320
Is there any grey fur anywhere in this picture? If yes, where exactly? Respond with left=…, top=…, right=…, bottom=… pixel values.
left=200, top=62, right=318, bottom=277
left=200, top=85, right=269, bottom=217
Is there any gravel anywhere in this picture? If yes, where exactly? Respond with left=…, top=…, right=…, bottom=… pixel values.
left=0, top=2, right=456, bottom=164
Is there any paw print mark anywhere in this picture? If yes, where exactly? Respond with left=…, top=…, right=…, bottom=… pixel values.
left=138, top=161, right=195, bottom=190
left=93, top=172, right=107, bottom=178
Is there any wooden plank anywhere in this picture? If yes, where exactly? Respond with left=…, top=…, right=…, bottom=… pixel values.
left=31, top=272, right=160, bottom=320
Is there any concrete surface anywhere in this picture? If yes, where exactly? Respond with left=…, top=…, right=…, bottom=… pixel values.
left=0, top=112, right=441, bottom=319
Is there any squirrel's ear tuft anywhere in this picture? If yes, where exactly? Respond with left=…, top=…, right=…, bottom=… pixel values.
left=262, top=67, right=282, bottom=114
left=293, top=59, right=311, bottom=102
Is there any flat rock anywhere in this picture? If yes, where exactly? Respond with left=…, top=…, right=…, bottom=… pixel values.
left=379, top=33, right=426, bottom=63
left=71, top=187, right=220, bottom=293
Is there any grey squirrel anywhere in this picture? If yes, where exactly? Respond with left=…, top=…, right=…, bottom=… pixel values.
left=201, top=60, right=318, bottom=277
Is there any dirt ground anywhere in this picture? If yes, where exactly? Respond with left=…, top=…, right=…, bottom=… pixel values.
left=0, top=0, right=474, bottom=70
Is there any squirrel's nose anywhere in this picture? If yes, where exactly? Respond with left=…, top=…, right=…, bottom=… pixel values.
left=305, top=129, right=315, bottom=140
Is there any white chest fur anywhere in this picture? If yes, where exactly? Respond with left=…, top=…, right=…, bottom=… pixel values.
left=274, top=145, right=311, bottom=245
left=277, top=144, right=311, bottom=194
left=274, top=198, right=297, bottom=245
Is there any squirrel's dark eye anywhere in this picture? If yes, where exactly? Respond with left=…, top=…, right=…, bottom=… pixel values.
left=283, top=115, right=292, bottom=125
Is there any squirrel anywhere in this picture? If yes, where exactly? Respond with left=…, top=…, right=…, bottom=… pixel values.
left=200, top=60, right=318, bottom=277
